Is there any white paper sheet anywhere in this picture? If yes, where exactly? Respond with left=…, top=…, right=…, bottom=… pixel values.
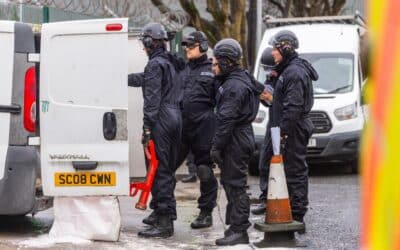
left=49, top=196, right=121, bottom=242
left=271, top=127, right=281, bottom=155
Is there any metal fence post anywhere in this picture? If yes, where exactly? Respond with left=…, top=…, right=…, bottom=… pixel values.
left=43, top=6, right=49, bottom=23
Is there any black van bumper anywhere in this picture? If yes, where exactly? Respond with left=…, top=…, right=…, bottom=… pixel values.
left=0, top=146, right=39, bottom=215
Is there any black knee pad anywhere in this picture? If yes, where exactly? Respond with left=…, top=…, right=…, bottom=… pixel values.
left=197, top=164, right=212, bottom=182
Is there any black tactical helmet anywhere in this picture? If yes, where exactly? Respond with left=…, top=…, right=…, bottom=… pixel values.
left=269, top=30, right=299, bottom=50
left=181, top=31, right=209, bottom=52
left=260, top=47, right=275, bottom=68
left=213, top=38, right=242, bottom=62
left=142, top=22, right=168, bottom=40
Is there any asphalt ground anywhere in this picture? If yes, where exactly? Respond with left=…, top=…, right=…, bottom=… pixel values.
left=0, top=165, right=359, bottom=250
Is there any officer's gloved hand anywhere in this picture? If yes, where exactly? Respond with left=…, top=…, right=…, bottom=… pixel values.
left=210, top=147, right=223, bottom=166
left=141, top=126, right=152, bottom=147
left=280, top=134, right=289, bottom=152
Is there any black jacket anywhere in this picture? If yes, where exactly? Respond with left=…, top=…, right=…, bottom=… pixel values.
left=274, top=54, right=318, bottom=135
left=213, top=69, right=261, bottom=150
left=181, top=54, right=216, bottom=123
left=261, top=77, right=277, bottom=130
left=128, top=48, right=185, bottom=129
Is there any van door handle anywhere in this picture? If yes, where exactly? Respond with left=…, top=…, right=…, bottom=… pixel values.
left=73, top=161, right=98, bottom=170
left=103, top=112, right=117, bottom=140
left=0, top=104, right=21, bottom=114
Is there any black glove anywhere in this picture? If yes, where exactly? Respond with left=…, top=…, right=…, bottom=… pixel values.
left=210, top=147, right=223, bottom=166
left=128, top=73, right=144, bottom=87
left=280, top=134, right=288, bottom=152
left=141, top=126, right=152, bottom=147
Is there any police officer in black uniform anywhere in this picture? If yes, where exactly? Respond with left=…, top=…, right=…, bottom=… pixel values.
left=175, top=31, right=219, bottom=229
left=210, top=38, right=262, bottom=246
left=251, top=46, right=278, bottom=215
left=268, top=30, right=318, bottom=225
left=181, top=151, right=197, bottom=183
left=128, top=22, right=185, bottom=238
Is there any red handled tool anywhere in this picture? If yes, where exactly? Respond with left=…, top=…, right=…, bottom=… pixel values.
left=130, top=140, right=158, bottom=210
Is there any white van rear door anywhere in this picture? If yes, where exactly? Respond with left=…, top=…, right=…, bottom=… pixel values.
left=0, top=21, right=15, bottom=181
left=40, top=19, right=129, bottom=196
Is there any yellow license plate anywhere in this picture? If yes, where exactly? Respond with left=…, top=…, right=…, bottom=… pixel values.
left=54, top=172, right=116, bottom=186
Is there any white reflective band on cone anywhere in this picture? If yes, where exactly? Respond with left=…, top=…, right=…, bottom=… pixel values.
left=267, top=162, right=290, bottom=199
left=49, top=196, right=121, bottom=241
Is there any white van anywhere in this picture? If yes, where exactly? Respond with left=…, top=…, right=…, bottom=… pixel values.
left=250, top=16, right=368, bottom=175
left=0, top=19, right=147, bottom=215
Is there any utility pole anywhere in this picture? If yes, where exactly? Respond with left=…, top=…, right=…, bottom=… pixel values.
left=19, top=0, right=23, bottom=22
left=256, top=0, right=262, bottom=48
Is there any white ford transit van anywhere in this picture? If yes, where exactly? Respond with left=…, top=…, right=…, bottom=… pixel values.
left=250, top=15, right=368, bottom=175
left=0, top=18, right=147, bottom=215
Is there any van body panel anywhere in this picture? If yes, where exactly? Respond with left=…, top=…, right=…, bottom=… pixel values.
left=9, top=53, right=36, bottom=145
left=127, top=35, right=147, bottom=178
left=256, top=24, right=359, bottom=58
left=10, top=22, right=36, bottom=145
left=311, top=93, right=364, bottom=136
left=40, top=19, right=130, bottom=196
left=0, top=21, right=42, bottom=215
left=0, top=21, right=15, bottom=181
left=14, top=22, right=35, bottom=53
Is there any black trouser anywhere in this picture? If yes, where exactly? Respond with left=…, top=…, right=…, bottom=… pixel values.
left=186, top=152, right=197, bottom=175
left=283, top=119, right=312, bottom=218
left=177, top=111, right=217, bottom=212
left=259, top=120, right=312, bottom=218
left=220, top=126, right=254, bottom=232
left=149, top=106, right=182, bottom=220
left=223, top=184, right=251, bottom=233
left=258, top=127, right=273, bottom=202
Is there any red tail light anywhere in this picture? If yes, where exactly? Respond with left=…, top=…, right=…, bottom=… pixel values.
left=24, top=66, right=36, bottom=132
left=106, top=23, right=123, bottom=31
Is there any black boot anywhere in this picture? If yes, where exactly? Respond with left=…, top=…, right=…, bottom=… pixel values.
left=191, top=210, right=212, bottom=229
left=215, top=231, right=249, bottom=246
left=142, top=211, right=157, bottom=226
left=181, top=174, right=197, bottom=183
left=251, top=203, right=266, bottom=215
left=293, top=215, right=306, bottom=234
left=224, top=227, right=234, bottom=237
left=138, top=215, right=174, bottom=238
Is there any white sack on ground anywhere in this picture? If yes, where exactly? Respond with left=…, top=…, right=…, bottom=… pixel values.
left=271, top=127, right=281, bottom=155
left=49, top=196, right=121, bottom=242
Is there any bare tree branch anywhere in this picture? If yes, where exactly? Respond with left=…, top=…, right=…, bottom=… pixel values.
left=150, top=0, right=171, bottom=14
left=269, top=0, right=285, bottom=15
left=331, top=0, right=346, bottom=15
left=284, top=0, right=292, bottom=17
left=151, top=0, right=188, bottom=25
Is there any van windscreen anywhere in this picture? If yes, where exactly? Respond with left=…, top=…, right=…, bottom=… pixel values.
left=257, top=53, right=354, bottom=95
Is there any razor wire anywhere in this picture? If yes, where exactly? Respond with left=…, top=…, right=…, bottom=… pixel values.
left=6, top=0, right=189, bottom=30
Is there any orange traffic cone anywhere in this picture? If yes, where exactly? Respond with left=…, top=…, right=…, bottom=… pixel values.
left=265, top=154, right=293, bottom=224
left=254, top=153, right=306, bottom=248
